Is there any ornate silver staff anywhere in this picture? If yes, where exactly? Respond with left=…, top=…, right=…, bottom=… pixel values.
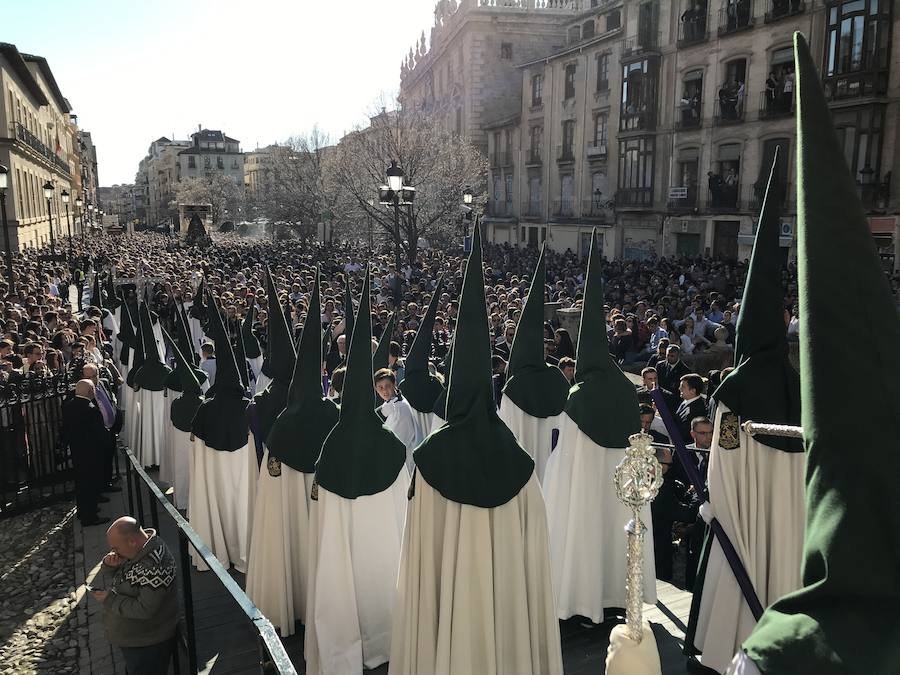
left=742, top=421, right=804, bottom=438
left=614, top=431, right=664, bottom=643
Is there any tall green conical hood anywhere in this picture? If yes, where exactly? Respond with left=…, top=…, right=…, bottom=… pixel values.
left=373, top=312, right=395, bottom=373
left=564, top=228, right=639, bottom=447
left=743, top=33, right=900, bottom=674
left=134, top=302, right=171, bottom=391
left=118, top=299, right=135, bottom=368
left=503, top=244, right=570, bottom=418
left=162, top=328, right=203, bottom=432
left=315, top=265, right=406, bottom=498
left=253, top=267, right=297, bottom=445
left=267, top=269, right=339, bottom=472
left=714, top=152, right=801, bottom=452
left=91, top=272, right=103, bottom=309
left=242, top=297, right=262, bottom=359
left=399, top=275, right=445, bottom=412
left=189, top=278, right=206, bottom=321
left=233, top=325, right=251, bottom=392
left=343, top=279, right=354, bottom=342
left=415, top=224, right=534, bottom=508
left=174, top=303, right=198, bottom=368
left=191, top=289, right=250, bottom=452
left=104, top=268, right=119, bottom=310
left=125, top=303, right=145, bottom=390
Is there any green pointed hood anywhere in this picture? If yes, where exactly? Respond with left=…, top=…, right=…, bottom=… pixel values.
left=189, top=278, right=206, bottom=321
left=91, top=272, right=103, bottom=309
left=714, top=152, right=801, bottom=452
left=134, top=302, right=171, bottom=391
left=104, top=268, right=119, bottom=310
left=118, top=300, right=135, bottom=368
left=191, top=290, right=250, bottom=452
left=743, top=33, right=900, bottom=674
left=399, top=275, right=446, bottom=412
left=125, top=303, right=145, bottom=390
left=242, top=297, right=262, bottom=359
left=174, top=303, right=200, bottom=370
left=373, top=312, right=396, bottom=373
left=267, top=269, right=339, bottom=472
left=503, top=244, right=570, bottom=418
left=253, top=268, right=296, bottom=445
left=414, top=224, right=534, bottom=508
left=564, top=228, right=639, bottom=447
left=343, top=279, right=354, bottom=342
left=315, top=264, right=406, bottom=498
left=162, top=328, right=203, bottom=432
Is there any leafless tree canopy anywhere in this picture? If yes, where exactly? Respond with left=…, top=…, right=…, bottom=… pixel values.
left=173, top=174, right=243, bottom=227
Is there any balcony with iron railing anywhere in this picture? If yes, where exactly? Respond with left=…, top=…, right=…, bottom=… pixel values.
left=707, top=184, right=742, bottom=212
left=525, top=148, right=543, bottom=166
left=557, top=144, right=576, bottom=164
left=718, top=0, right=754, bottom=36
left=620, top=98, right=657, bottom=132
left=585, top=141, right=609, bottom=161
left=490, top=151, right=512, bottom=167
left=521, top=199, right=543, bottom=219
left=623, top=31, right=661, bottom=57
left=616, top=187, right=653, bottom=208
left=487, top=200, right=515, bottom=217
left=12, top=123, right=71, bottom=176
left=748, top=181, right=792, bottom=212
left=824, top=50, right=890, bottom=101
left=758, top=91, right=794, bottom=119
left=713, top=97, right=745, bottom=126
left=675, top=102, right=703, bottom=130
left=667, top=187, right=699, bottom=211
left=582, top=198, right=613, bottom=223
left=764, top=0, right=804, bottom=23
left=677, top=11, right=708, bottom=47
left=552, top=197, right=577, bottom=219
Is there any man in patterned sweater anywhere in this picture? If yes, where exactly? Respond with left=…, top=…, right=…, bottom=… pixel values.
left=90, top=517, right=178, bottom=675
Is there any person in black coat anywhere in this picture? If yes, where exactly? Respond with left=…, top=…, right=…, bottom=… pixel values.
left=675, top=373, right=708, bottom=443
left=656, top=344, right=690, bottom=394
left=61, top=379, right=110, bottom=526
left=651, top=446, right=697, bottom=582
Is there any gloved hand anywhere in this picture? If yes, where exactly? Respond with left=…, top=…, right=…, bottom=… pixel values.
left=699, top=500, right=714, bottom=524
left=605, top=620, right=662, bottom=675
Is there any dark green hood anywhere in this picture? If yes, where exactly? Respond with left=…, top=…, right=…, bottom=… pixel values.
left=104, top=267, right=119, bottom=310
left=162, top=328, right=203, bottom=432
left=414, top=224, right=535, bottom=508
left=125, top=303, right=145, bottom=390
left=267, top=269, right=339, bottom=472
left=90, top=272, right=103, bottom=309
left=118, top=300, right=135, bottom=369
left=133, top=303, right=171, bottom=392
left=399, top=275, right=445, bottom=413
left=191, top=290, right=250, bottom=452
left=564, top=228, right=640, bottom=447
left=242, top=297, right=262, bottom=359
left=373, top=312, right=395, bottom=373
left=714, top=152, right=802, bottom=452
left=343, top=278, right=354, bottom=343
left=503, top=244, right=570, bottom=418
left=315, top=265, right=406, bottom=499
left=742, top=33, right=900, bottom=674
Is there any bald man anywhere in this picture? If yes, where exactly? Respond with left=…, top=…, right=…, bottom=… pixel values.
left=60, top=379, right=108, bottom=525
left=90, top=517, right=178, bottom=674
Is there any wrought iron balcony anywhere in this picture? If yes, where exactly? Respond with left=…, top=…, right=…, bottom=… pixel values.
left=557, top=144, right=576, bottom=163
left=675, top=103, right=703, bottom=129
left=623, top=31, right=661, bottom=57
left=713, top=98, right=746, bottom=126
left=525, top=148, right=543, bottom=165
left=616, top=188, right=653, bottom=208
left=12, top=123, right=71, bottom=176
left=763, top=0, right=804, bottom=23
left=582, top=198, right=613, bottom=223
left=487, top=200, right=515, bottom=217
left=667, top=187, right=699, bottom=211
left=677, top=11, right=708, bottom=47
left=718, top=0, right=754, bottom=36
left=552, top=198, right=576, bottom=219
left=758, top=91, right=794, bottom=119
left=707, top=185, right=741, bottom=212
left=585, top=141, right=608, bottom=161
left=521, top=200, right=543, bottom=219
left=748, top=181, right=792, bottom=212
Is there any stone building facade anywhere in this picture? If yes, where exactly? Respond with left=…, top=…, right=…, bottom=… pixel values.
left=177, top=129, right=244, bottom=184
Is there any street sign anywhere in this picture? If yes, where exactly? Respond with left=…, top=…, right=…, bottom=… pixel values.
left=668, top=186, right=688, bottom=200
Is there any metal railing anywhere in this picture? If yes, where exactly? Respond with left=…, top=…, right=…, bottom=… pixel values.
left=122, top=446, right=297, bottom=674
left=582, top=199, right=613, bottom=223
left=616, top=188, right=653, bottom=207
left=758, top=91, right=794, bottom=119
left=585, top=141, right=608, bottom=160
left=557, top=144, right=575, bottom=163
left=718, top=0, right=754, bottom=36
left=525, top=148, right=543, bottom=165
left=677, top=12, right=708, bottom=46
left=0, top=373, right=76, bottom=517
left=552, top=197, right=576, bottom=218
left=623, top=31, right=661, bottom=56
left=520, top=200, right=543, bottom=218
left=748, top=181, right=791, bottom=212
left=708, top=185, right=742, bottom=211
left=713, top=98, right=746, bottom=125
left=667, top=188, right=699, bottom=210
left=764, top=0, right=804, bottom=23
left=13, top=123, right=71, bottom=176
left=675, top=103, right=703, bottom=129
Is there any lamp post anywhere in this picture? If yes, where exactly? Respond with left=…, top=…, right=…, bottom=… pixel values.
left=0, top=164, right=15, bottom=296
left=462, top=186, right=475, bottom=250
left=61, top=189, right=73, bottom=259
left=43, top=180, right=56, bottom=254
left=386, top=161, right=404, bottom=271
left=75, top=195, right=84, bottom=244
left=366, top=197, right=375, bottom=249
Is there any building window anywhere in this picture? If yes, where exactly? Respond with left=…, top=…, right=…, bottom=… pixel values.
left=593, top=113, right=608, bottom=149
left=188, top=156, right=196, bottom=169
left=824, top=0, right=891, bottom=99
left=529, top=126, right=543, bottom=162
left=583, top=20, right=595, bottom=38
left=217, top=157, right=224, bottom=170
left=710, top=143, right=742, bottom=209
left=564, top=63, right=577, bottom=100
left=716, top=59, right=747, bottom=121
left=755, top=138, right=790, bottom=207
left=506, top=175, right=513, bottom=204
left=678, top=70, right=703, bottom=127
left=833, top=104, right=885, bottom=182
left=203, top=156, right=211, bottom=169
left=607, top=9, right=621, bottom=30
left=561, top=120, right=575, bottom=160
left=596, top=53, right=609, bottom=91
left=501, top=42, right=513, bottom=59
left=617, top=136, right=655, bottom=205
left=532, top=74, right=543, bottom=106
left=15, top=169, right=24, bottom=217
left=763, top=48, right=795, bottom=115
left=621, top=58, right=658, bottom=131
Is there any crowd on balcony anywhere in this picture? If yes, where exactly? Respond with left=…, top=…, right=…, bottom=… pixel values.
left=765, top=65, right=795, bottom=115
left=717, top=78, right=746, bottom=120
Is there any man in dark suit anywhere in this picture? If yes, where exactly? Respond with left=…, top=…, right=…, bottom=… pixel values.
left=676, top=373, right=708, bottom=445
left=83, top=363, right=123, bottom=494
left=60, top=379, right=110, bottom=526
left=656, top=344, right=690, bottom=394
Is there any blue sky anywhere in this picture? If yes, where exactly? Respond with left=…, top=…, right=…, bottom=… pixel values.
left=4, top=0, right=436, bottom=185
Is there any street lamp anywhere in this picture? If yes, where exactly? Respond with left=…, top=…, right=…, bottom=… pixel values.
left=43, top=180, right=56, bottom=254
left=366, top=197, right=375, bottom=249
left=75, top=195, right=84, bottom=243
left=462, top=186, right=473, bottom=205
left=61, top=189, right=73, bottom=259
left=0, top=164, right=15, bottom=296
left=379, top=161, right=416, bottom=274
left=462, top=186, right=476, bottom=251
left=87, top=202, right=94, bottom=233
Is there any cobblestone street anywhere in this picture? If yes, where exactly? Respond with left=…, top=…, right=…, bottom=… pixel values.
left=0, top=502, right=81, bottom=675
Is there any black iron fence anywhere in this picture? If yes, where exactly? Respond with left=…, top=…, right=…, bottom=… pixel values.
left=122, top=447, right=297, bottom=674
left=0, top=373, right=76, bottom=517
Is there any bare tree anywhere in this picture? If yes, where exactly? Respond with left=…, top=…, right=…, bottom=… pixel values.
left=323, top=102, right=488, bottom=266
left=173, top=174, right=244, bottom=226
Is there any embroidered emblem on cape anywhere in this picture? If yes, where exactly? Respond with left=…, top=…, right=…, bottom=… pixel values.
left=122, top=547, right=176, bottom=588
left=719, top=412, right=741, bottom=450
left=310, top=478, right=319, bottom=501
left=267, top=456, right=282, bottom=477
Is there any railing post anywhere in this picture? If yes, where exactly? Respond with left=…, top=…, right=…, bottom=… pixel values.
left=125, top=449, right=134, bottom=516
left=178, top=530, right=199, bottom=675
left=133, top=464, right=145, bottom=523
left=148, top=487, right=160, bottom=531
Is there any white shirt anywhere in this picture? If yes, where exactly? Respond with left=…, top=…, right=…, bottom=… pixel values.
left=380, top=395, right=420, bottom=473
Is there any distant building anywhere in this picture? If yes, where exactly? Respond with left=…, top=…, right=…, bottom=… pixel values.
left=97, top=184, right=135, bottom=226
left=177, top=128, right=244, bottom=184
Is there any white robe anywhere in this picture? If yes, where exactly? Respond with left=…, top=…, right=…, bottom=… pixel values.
left=136, top=388, right=167, bottom=468
left=245, top=451, right=314, bottom=638
left=248, top=355, right=264, bottom=394
left=255, top=371, right=273, bottom=395
left=498, top=398, right=560, bottom=483
left=165, top=425, right=193, bottom=511
left=381, top=397, right=422, bottom=473
left=126, top=392, right=141, bottom=457
left=188, top=434, right=257, bottom=573
left=691, top=403, right=806, bottom=673
left=410, top=408, right=435, bottom=443
left=542, top=413, right=656, bottom=622
left=304, top=472, right=409, bottom=674
left=389, top=472, right=563, bottom=675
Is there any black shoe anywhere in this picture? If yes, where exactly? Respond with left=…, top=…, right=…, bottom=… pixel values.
left=81, top=517, right=110, bottom=527
left=97, top=495, right=110, bottom=503
left=102, top=485, right=123, bottom=493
